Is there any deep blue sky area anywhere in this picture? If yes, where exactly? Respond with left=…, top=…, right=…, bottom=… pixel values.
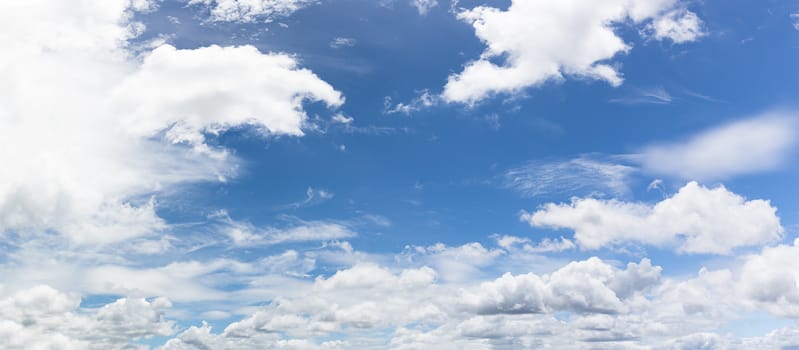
left=142, top=0, right=799, bottom=259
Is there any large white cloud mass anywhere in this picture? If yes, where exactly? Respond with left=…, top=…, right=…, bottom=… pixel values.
left=443, top=0, right=704, bottom=104
left=0, top=0, right=342, bottom=245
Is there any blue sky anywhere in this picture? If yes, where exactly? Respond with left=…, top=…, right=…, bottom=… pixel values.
left=2, top=0, right=799, bottom=349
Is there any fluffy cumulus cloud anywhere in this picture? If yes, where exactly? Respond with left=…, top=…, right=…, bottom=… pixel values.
left=739, top=240, right=799, bottom=318
left=638, top=114, right=797, bottom=180
left=0, top=285, right=174, bottom=350
left=523, top=181, right=783, bottom=254
left=113, top=44, right=343, bottom=144
left=188, top=0, right=319, bottom=22
left=443, top=0, right=704, bottom=103
left=149, top=249, right=795, bottom=349
left=0, top=0, right=342, bottom=245
left=1, top=241, right=799, bottom=348
left=463, top=257, right=661, bottom=315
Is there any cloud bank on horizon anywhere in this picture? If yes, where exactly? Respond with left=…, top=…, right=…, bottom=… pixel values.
left=1, top=0, right=799, bottom=349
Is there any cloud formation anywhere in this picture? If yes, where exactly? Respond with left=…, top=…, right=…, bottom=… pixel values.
left=443, top=0, right=704, bottom=104
left=0, top=0, right=342, bottom=245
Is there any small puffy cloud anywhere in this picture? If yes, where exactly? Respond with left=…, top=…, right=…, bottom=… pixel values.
left=523, top=181, right=783, bottom=254
left=331, top=113, right=354, bottom=124
left=792, top=13, right=799, bottom=30
left=443, top=0, right=703, bottom=104
left=645, top=9, right=705, bottom=43
left=188, top=0, right=319, bottom=22
left=638, top=114, right=797, bottom=180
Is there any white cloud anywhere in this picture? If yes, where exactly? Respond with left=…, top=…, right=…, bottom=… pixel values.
left=331, top=113, right=354, bottom=124
left=188, top=0, right=319, bottom=22
left=609, top=86, right=674, bottom=104
left=523, top=181, right=783, bottom=254
left=114, top=44, right=343, bottom=144
left=218, top=215, right=357, bottom=247
left=505, top=157, right=635, bottom=197
left=493, top=235, right=576, bottom=253
left=792, top=13, right=799, bottom=30
left=638, top=114, right=797, bottom=180
left=739, top=239, right=799, bottom=318
left=443, top=0, right=703, bottom=104
left=384, top=90, right=438, bottom=115
left=0, top=0, right=342, bottom=245
left=463, top=257, right=660, bottom=315
left=411, top=0, right=437, bottom=15
left=329, top=37, right=356, bottom=49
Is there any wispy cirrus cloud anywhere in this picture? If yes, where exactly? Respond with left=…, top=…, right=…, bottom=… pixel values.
left=636, top=113, right=797, bottom=180
left=609, top=86, right=673, bottom=105
left=504, top=157, right=636, bottom=198
left=188, top=0, right=319, bottom=22
left=275, top=187, right=335, bottom=210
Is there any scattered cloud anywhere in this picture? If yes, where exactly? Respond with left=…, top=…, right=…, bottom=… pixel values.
left=188, top=0, right=319, bottom=22
left=523, top=181, right=783, bottom=254
left=384, top=90, right=439, bottom=115
left=329, top=37, right=357, bottom=49
left=276, top=187, right=336, bottom=210
left=331, top=113, right=354, bottom=124
left=644, top=9, right=705, bottom=43
left=443, top=0, right=704, bottom=104
left=494, top=235, right=576, bottom=253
